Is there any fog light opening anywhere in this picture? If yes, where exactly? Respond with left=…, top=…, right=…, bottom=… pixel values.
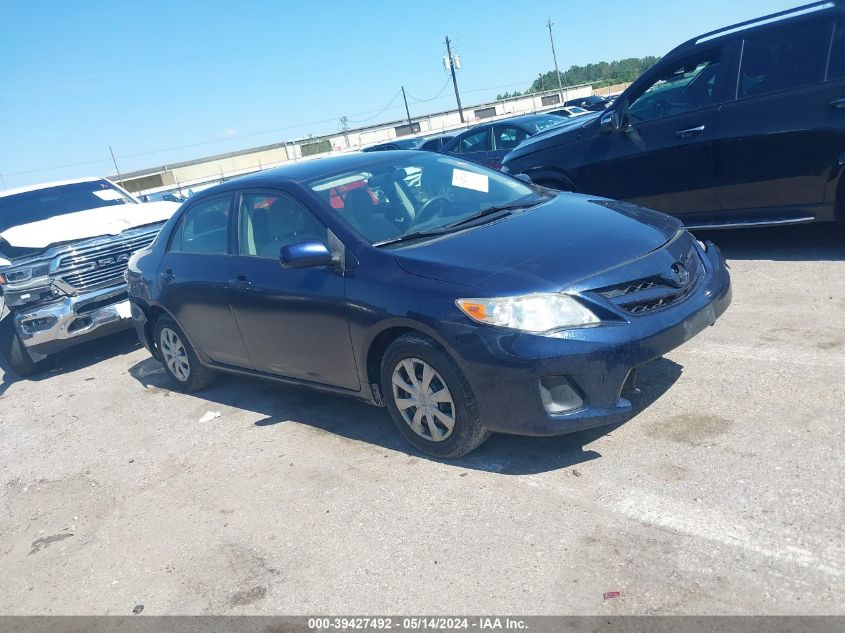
left=67, top=316, right=93, bottom=333
left=21, top=316, right=57, bottom=333
left=539, top=376, right=583, bottom=414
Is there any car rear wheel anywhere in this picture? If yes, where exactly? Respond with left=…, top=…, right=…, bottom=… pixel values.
left=154, top=316, right=216, bottom=392
left=381, top=333, right=489, bottom=459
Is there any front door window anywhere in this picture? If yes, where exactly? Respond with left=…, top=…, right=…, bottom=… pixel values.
left=627, top=52, right=723, bottom=124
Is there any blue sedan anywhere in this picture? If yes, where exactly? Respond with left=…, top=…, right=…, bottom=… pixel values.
left=127, top=151, right=731, bottom=458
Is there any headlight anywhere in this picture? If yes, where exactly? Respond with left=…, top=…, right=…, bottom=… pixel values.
left=456, top=293, right=600, bottom=334
left=0, top=263, right=51, bottom=287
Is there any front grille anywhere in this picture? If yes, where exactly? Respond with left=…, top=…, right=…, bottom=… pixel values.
left=596, top=251, right=703, bottom=315
left=598, top=278, right=661, bottom=299
left=54, top=230, right=158, bottom=291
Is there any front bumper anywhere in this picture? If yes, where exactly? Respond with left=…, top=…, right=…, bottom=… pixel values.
left=451, top=241, right=732, bottom=436
left=12, top=286, right=133, bottom=361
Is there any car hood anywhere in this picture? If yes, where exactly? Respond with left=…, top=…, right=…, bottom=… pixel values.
left=393, top=194, right=681, bottom=294
left=505, top=112, right=599, bottom=163
left=0, top=201, right=180, bottom=250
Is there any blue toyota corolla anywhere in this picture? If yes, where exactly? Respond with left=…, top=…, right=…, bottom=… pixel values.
left=127, top=151, right=731, bottom=458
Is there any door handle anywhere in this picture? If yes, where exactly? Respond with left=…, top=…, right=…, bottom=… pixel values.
left=830, top=98, right=845, bottom=109
left=159, top=269, right=175, bottom=284
left=676, top=125, right=705, bottom=138
left=229, top=275, right=251, bottom=289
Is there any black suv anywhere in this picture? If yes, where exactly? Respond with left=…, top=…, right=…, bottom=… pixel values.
left=503, top=1, right=845, bottom=229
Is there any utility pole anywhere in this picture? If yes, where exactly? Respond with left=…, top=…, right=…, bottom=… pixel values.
left=444, top=36, right=465, bottom=123
left=401, top=86, right=412, bottom=127
left=547, top=19, right=564, bottom=102
left=340, top=116, right=350, bottom=148
left=108, top=145, right=122, bottom=185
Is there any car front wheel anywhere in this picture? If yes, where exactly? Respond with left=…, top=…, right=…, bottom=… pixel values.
left=0, top=318, right=42, bottom=377
left=154, top=316, right=216, bottom=392
left=381, top=333, right=489, bottom=459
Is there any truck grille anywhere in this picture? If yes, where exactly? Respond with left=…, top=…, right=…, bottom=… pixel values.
left=54, top=230, right=159, bottom=291
left=596, top=251, right=703, bottom=315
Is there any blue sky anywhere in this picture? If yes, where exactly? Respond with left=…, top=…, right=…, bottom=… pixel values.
left=0, top=0, right=799, bottom=188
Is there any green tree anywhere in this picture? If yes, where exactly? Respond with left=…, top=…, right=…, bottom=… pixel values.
left=526, top=56, right=661, bottom=94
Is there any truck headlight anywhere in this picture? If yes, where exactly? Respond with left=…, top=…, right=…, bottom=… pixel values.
left=0, top=264, right=51, bottom=287
left=456, top=293, right=600, bottom=334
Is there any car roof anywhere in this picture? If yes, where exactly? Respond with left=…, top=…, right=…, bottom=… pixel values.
left=191, top=151, right=425, bottom=197
left=459, top=113, right=564, bottom=134
left=667, top=0, right=841, bottom=55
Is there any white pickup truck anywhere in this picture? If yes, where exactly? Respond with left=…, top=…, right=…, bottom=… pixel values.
left=0, top=178, right=180, bottom=376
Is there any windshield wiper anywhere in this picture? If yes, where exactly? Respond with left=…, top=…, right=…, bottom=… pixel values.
left=374, top=199, right=542, bottom=248
left=373, top=229, right=451, bottom=248
left=442, top=200, right=538, bottom=230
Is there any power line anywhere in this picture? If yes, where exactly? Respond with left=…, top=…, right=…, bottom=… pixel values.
left=462, top=80, right=530, bottom=94
left=4, top=157, right=113, bottom=178
left=347, top=88, right=403, bottom=123
left=405, top=77, right=451, bottom=102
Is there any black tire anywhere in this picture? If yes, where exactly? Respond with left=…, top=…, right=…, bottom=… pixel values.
left=153, top=315, right=217, bottom=392
left=0, top=316, right=42, bottom=377
left=381, top=332, right=489, bottom=459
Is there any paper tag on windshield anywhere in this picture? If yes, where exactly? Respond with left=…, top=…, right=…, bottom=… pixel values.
left=452, top=169, right=489, bottom=193
left=93, top=189, right=124, bottom=201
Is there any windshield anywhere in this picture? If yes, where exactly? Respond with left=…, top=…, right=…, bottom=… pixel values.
left=309, top=153, right=544, bottom=245
left=0, top=180, right=136, bottom=233
left=528, top=115, right=565, bottom=132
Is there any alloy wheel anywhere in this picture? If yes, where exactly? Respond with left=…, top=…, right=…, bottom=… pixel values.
left=391, top=357, right=455, bottom=442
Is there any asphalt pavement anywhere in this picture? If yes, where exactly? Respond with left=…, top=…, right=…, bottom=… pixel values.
left=0, top=224, right=842, bottom=615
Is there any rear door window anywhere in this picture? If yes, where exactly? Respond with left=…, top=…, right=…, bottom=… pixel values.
left=493, top=126, right=530, bottom=151
left=739, top=21, right=831, bottom=98
left=239, top=192, right=325, bottom=258
left=456, top=128, right=490, bottom=154
left=169, top=195, right=231, bottom=254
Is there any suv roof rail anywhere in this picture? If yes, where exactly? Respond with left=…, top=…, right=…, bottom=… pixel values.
left=674, top=1, right=838, bottom=49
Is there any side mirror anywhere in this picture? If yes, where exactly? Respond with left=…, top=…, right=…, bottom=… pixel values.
left=514, top=173, right=533, bottom=185
left=600, top=110, right=622, bottom=133
left=280, top=240, right=332, bottom=269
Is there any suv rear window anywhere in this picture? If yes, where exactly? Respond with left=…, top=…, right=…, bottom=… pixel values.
left=739, top=21, right=831, bottom=98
